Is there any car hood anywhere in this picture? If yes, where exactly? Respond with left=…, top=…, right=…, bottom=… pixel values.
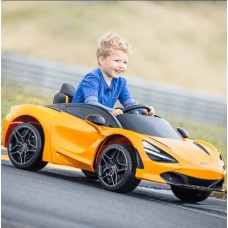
left=146, top=136, right=220, bottom=168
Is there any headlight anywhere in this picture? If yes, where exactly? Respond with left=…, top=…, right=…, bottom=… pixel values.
left=142, top=140, right=177, bottom=163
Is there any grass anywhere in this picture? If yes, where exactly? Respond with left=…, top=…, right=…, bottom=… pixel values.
left=1, top=81, right=52, bottom=122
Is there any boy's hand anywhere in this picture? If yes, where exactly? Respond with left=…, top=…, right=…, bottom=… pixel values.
left=143, top=106, right=155, bottom=116
left=112, top=109, right=123, bottom=116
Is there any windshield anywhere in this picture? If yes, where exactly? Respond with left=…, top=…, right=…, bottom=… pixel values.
left=117, top=114, right=181, bottom=140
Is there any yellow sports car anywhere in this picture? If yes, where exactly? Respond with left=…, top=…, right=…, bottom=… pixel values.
left=2, top=83, right=226, bottom=203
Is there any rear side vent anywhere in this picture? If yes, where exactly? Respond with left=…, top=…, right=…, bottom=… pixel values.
left=193, top=142, right=210, bottom=155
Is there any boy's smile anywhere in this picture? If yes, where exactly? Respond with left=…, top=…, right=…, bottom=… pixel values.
left=99, top=49, right=128, bottom=84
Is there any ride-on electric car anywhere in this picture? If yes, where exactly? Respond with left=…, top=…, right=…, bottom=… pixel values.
left=2, top=83, right=226, bottom=203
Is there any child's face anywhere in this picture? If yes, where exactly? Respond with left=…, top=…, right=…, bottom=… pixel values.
left=99, top=49, right=128, bottom=79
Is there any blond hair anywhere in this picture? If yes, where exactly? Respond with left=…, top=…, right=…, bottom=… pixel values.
left=96, top=32, right=132, bottom=63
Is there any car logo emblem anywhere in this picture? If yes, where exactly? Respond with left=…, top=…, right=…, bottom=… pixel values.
left=200, top=161, right=207, bottom=165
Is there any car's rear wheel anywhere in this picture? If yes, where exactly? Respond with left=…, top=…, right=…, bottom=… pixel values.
left=8, top=123, right=47, bottom=171
left=81, top=169, right=98, bottom=180
left=171, top=185, right=211, bottom=203
left=98, top=144, right=140, bottom=193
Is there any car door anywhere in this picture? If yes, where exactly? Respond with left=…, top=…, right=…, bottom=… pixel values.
left=50, top=110, right=106, bottom=170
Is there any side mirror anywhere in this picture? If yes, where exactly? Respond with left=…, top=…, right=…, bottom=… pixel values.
left=177, top=127, right=189, bottom=138
left=86, top=114, right=105, bottom=126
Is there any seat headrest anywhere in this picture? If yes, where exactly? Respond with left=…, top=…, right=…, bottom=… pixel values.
left=53, top=83, right=75, bottom=104
left=60, top=83, right=75, bottom=97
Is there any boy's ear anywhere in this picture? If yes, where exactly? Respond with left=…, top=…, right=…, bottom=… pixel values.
left=98, top=55, right=105, bottom=65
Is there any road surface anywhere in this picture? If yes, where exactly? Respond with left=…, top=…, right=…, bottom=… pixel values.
left=1, top=157, right=227, bottom=228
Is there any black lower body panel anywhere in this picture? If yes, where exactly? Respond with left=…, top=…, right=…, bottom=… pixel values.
left=161, top=172, right=224, bottom=191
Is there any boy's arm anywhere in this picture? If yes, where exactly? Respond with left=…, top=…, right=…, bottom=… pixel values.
left=80, top=74, right=111, bottom=111
left=85, top=96, right=113, bottom=112
left=85, top=96, right=123, bottom=116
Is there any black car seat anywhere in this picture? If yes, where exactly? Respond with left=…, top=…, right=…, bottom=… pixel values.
left=53, top=83, right=75, bottom=104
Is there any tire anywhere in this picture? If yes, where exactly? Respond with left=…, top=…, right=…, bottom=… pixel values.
left=81, top=169, right=98, bottom=180
left=171, top=185, right=211, bottom=203
left=7, top=123, right=47, bottom=171
left=98, top=144, right=140, bottom=193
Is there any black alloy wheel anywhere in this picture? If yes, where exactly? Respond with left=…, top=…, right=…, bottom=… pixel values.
left=98, top=144, right=140, bottom=193
left=8, top=123, right=47, bottom=171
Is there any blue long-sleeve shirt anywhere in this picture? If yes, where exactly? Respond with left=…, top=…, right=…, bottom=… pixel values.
left=72, top=68, right=141, bottom=113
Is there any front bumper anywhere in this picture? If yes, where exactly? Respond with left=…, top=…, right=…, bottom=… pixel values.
left=161, top=172, right=224, bottom=192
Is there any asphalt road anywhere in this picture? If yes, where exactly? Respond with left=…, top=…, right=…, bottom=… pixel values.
left=1, top=158, right=227, bottom=228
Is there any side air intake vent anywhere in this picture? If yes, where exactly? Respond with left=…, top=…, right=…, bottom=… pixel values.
left=193, top=142, right=210, bottom=155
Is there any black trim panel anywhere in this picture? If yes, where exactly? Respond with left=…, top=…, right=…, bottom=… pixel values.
left=161, top=172, right=224, bottom=191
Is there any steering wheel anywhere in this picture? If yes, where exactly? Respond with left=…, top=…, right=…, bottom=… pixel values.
left=123, top=104, right=151, bottom=114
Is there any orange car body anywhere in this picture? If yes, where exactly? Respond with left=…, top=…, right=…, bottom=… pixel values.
left=2, top=103, right=225, bottom=188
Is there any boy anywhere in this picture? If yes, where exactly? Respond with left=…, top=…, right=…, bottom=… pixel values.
left=72, top=32, right=155, bottom=116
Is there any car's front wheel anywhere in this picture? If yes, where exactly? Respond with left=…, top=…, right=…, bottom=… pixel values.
left=98, top=144, right=140, bottom=193
left=8, top=123, right=47, bottom=171
left=171, top=185, right=211, bottom=203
